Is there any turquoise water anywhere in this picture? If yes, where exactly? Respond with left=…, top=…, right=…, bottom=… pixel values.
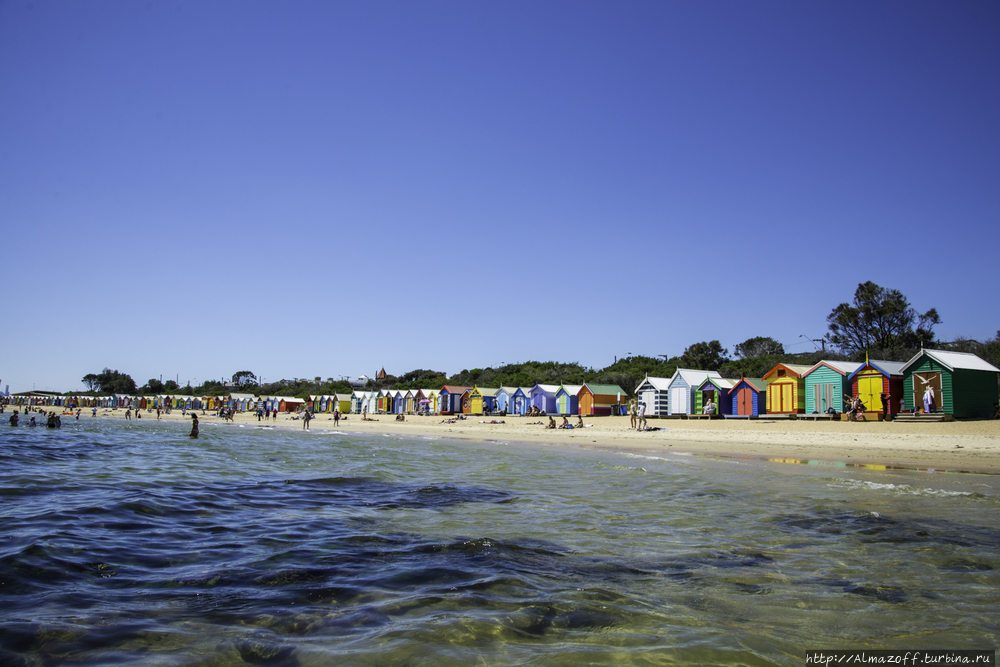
left=1, top=418, right=998, bottom=665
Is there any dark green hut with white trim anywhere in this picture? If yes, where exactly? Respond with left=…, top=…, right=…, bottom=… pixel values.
left=900, top=349, right=1000, bottom=419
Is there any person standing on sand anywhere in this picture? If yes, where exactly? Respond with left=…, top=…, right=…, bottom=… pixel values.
left=880, top=392, right=890, bottom=421
left=923, top=385, right=935, bottom=414
left=638, top=401, right=647, bottom=430
left=189, top=414, right=199, bottom=438
left=629, top=400, right=637, bottom=429
left=334, top=410, right=340, bottom=426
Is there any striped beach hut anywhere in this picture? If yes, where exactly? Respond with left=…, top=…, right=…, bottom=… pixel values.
left=667, top=369, right=722, bottom=415
left=849, top=360, right=905, bottom=418
left=416, top=388, right=439, bottom=414
left=555, top=385, right=584, bottom=415
left=634, top=377, right=670, bottom=416
left=763, top=364, right=811, bottom=414
left=696, top=377, right=735, bottom=416
left=900, top=349, right=1000, bottom=418
left=578, top=384, right=626, bottom=416
left=530, top=384, right=559, bottom=414
left=802, top=361, right=863, bottom=414
left=729, top=377, right=767, bottom=417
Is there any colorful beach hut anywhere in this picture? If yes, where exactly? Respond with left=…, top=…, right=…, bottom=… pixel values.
left=849, top=360, right=905, bottom=417
left=578, top=384, right=626, bottom=416
left=554, top=385, right=584, bottom=415
left=495, top=387, right=513, bottom=413
left=667, top=369, right=722, bottom=415
left=530, top=384, right=559, bottom=414
left=696, top=377, right=734, bottom=416
left=634, top=376, right=670, bottom=416
left=900, top=349, right=1000, bottom=418
left=763, top=364, right=811, bottom=414
left=439, top=386, right=471, bottom=414
left=511, top=387, right=532, bottom=415
left=416, top=388, right=438, bottom=414
left=729, top=377, right=767, bottom=417
left=802, top=361, right=863, bottom=414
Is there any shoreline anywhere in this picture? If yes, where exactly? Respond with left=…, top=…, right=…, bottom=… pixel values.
left=77, top=407, right=1000, bottom=474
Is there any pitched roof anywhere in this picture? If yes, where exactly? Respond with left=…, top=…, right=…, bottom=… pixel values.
left=900, top=349, right=1000, bottom=374
left=804, top=360, right=864, bottom=376
left=555, top=384, right=584, bottom=395
left=476, top=387, right=499, bottom=397
left=441, top=385, right=472, bottom=394
left=583, top=383, right=626, bottom=395
left=532, top=384, right=559, bottom=393
left=732, top=377, right=767, bottom=391
left=698, top=377, right=736, bottom=390
left=763, top=363, right=812, bottom=380
left=670, top=368, right=722, bottom=386
left=636, top=376, right=671, bottom=391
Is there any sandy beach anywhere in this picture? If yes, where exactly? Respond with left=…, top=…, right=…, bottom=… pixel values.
left=80, top=407, right=1000, bottom=474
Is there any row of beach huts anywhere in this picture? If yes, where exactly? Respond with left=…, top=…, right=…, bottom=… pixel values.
left=10, top=349, right=997, bottom=420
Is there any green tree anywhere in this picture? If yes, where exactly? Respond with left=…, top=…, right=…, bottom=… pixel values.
left=82, top=374, right=99, bottom=392
left=733, top=336, right=784, bottom=359
left=163, top=380, right=179, bottom=392
left=679, top=341, right=729, bottom=371
left=826, top=281, right=940, bottom=354
left=232, top=371, right=257, bottom=389
left=145, top=378, right=164, bottom=394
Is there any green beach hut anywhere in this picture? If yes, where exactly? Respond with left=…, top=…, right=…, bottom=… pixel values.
left=900, top=349, right=1000, bottom=418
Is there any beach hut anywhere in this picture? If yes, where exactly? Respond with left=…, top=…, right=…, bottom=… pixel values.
left=728, top=377, right=767, bottom=417
left=465, top=387, right=498, bottom=414
left=416, top=388, right=438, bottom=414
left=352, top=391, right=366, bottom=413
left=495, top=387, right=514, bottom=413
left=578, top=384, right=626, bottom=416
left=763, top=364, right=811, bottom=414
left=511, top=387, right=532, bottom=415
left=554, top=385, right=584, bottom=415
left=530, top=384, right=559, bottom=414
left=667, top=369, right=723, bottom=415
left=848, top=360, right=906, bottom=417
left=802, top=361, right=863, bottom=414
left=333, top=393, right=352, bottom=414
left=279, top=397, right=305, bottom=413
left=696, top=377, right=735, bottom=416
left=439, top=386, right=471, bottom=414
left=634, top=377, right=671, bottom=416
left=900, top=349, right=1000, bottom=418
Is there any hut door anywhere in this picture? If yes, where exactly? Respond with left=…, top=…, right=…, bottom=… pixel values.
left=736, top=386, right=753, bottom=415
left=640, top=388, right=655, bottom=415
left=913, top=372, right=943, bottom=411
left=857, top=375, right=881, bottom=413
left=670, top=387, right=687, bottom=414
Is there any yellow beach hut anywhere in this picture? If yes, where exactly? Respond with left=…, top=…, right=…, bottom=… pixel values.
left=762, top=364, right=811, bottom=414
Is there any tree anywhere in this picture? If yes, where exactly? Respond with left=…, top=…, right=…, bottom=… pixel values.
left=145, top=378, right=164, bottom=394
left=734, top=336, right=784, bottom=359
left=82, top=374, right=99, bottom=392
left=679, top=341, right=729, bottom=371
left=232, top=371, right=257, bottom=389
left=826, top=281, right=940, bottom=354
left=163, top=380, right=179, bottom=392
left=86, top=368, right=137, bottom=394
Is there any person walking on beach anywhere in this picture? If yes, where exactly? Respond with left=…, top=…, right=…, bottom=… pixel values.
left=637, top=401, right=647, bottom=430
left=629, top=400, right=637, bottom=429
left=334, top=410, right=340, bottom=426
left=189, top=414, right=199, bottom=438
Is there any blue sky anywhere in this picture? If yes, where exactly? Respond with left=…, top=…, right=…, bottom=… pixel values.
left=1, top=0, right=998, bottom=393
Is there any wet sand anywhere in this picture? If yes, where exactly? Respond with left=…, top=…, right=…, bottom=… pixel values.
left=90, top=407, right=1000, bottom=474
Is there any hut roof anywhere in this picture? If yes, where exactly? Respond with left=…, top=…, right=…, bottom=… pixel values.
left=441, top=385, right=472, bottom=394
left=583, top=383, right=626, bottom=396
left=900, top=349, right=1000, bottom=374
left=532, top=384, right=559, bottom=393
left=763, top=363, right=813, bottom=380
left=733, top=377, right=767, bottom=391
left=475, top=387, right=500, bottom=397
left=555, top=384, right=584, bottom=395
left=804, top=360, right=864, bottom=376
left=671, top=368, right=722, bottom=386
left=637, top=376, right=671, bottom=391
left=698, top=377, right=736, bottom=390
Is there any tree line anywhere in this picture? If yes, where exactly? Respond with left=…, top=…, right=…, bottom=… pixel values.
left=78, top=282, right=997, bottom=399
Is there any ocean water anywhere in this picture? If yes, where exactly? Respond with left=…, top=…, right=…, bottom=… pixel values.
left=1, top=418, right=998, bottom=666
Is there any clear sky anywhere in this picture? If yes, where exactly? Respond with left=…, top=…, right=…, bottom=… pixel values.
left=2, top=0, right=998, bottom=393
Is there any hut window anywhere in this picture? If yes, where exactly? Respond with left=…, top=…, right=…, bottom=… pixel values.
left=777, top=369, right=786, bottom=378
